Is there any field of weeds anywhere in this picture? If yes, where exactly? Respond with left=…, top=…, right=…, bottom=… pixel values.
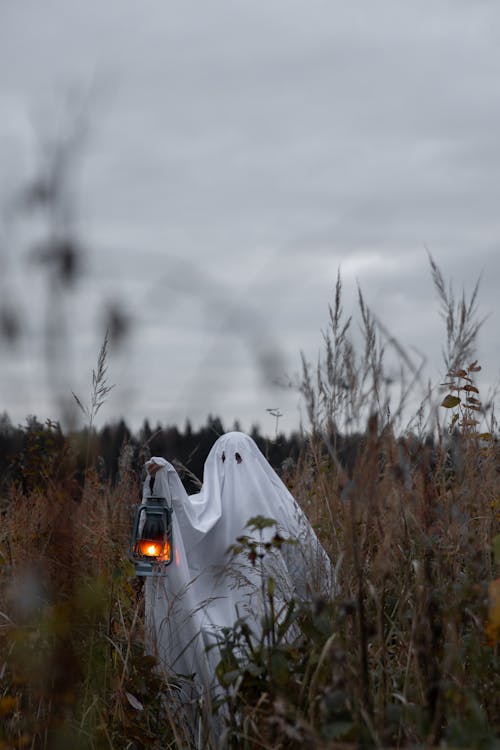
left=1, top=266, right=499, bottom=750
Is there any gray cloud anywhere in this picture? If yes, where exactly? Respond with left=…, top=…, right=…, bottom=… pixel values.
left=1, top=0, right=499, bottom=434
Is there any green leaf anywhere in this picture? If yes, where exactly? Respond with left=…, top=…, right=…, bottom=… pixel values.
left=245, top=515, right=277, bottom=531
left=441, top=394, right=461, bottom=408
left=493, top=535, right=500, bottom=567
left=322, top=721, right=355, bottom=740
left=270, top=650, right=291, bottom=685
left=246, top=662, right=264, bottom=677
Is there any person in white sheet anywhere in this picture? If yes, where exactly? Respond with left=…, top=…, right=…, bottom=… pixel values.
left=143, top=431, right=332, bottom=694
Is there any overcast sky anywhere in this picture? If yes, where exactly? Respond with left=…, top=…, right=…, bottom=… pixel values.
left=1, top=1, right=499, bottom=436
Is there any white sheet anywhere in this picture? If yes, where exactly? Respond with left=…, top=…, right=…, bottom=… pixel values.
left=143, top=432, right=333, bottom=693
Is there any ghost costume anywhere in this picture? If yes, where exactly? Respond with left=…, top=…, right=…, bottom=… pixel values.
left=143, top=432, right=332, bottom=695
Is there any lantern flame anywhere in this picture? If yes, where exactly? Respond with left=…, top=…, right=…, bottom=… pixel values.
left=137, top=539, right=171, bottom=561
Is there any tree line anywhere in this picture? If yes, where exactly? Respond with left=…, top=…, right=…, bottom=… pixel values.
left=0, top=410, right=454, bottom=504
left=0, top=412, right=305, bottom=497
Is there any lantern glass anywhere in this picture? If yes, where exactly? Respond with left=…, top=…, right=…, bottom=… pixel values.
left=130, top=496, right=173, bottom=575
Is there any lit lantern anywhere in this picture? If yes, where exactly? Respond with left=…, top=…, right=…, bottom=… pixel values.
left=129, top=496, right=174, bottom=576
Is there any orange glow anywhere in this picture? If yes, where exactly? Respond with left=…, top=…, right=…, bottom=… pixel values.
left=137, top=539, right=171, bottom=561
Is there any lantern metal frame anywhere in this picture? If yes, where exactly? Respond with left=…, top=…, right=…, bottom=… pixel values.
left=129, top=495, right=174, bottom=576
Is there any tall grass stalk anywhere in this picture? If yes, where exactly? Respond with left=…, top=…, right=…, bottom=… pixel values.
left=73, top=329, right=114, bottom=480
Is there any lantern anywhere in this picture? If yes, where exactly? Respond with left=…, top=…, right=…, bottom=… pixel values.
left=129, top=495, right=174, bottom=576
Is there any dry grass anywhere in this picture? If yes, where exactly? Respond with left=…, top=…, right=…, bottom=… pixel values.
left=1, top=263, right=499, bottom=749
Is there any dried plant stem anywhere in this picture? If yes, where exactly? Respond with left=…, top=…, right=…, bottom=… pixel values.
left=73, top=328, right=114, bottom=479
